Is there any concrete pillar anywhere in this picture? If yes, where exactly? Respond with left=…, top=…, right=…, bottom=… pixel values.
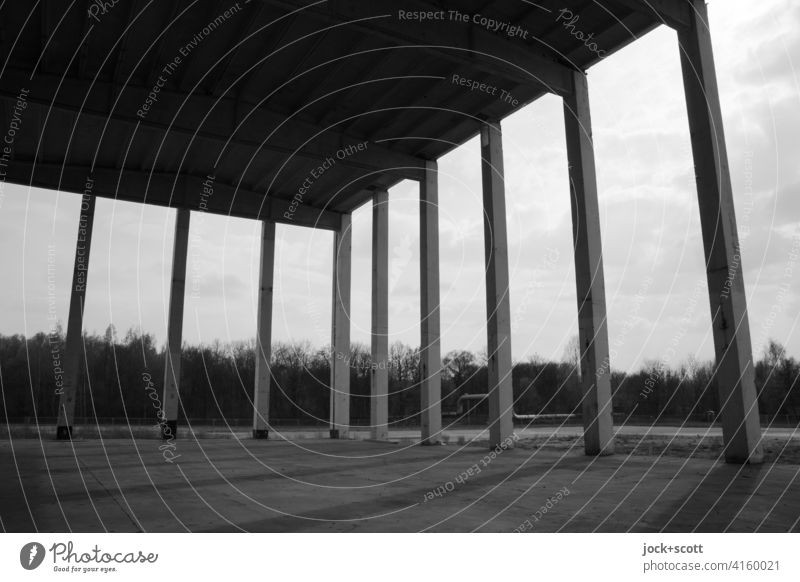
left=330, top=213, right=352, bottom=439
left=161, top=208, right=190, bottom=440
left=419, top=161, right=442, bottom=445
left=480, top=122, right=515, bottom=449
left=55, top=193, right=96, bottom=440
left=253, top=220, right=276, bottom=439
left=679, top=0, right=762, bottom=463
left=563, top=71, right=614, bottom=456
left=371, top=190, right=390, bottom=440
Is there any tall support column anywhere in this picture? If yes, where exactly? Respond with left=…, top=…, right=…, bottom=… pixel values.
left=161, top=208, right=190, bottom=440
left=679, top=1, right=762, bottom=463
left=330, top=213, right=352, bottom=439
left=56, top=193, right=96, bottom=440
left=480, top=122, right=515, bottom=449
left=419, top=160, right=442, bottom=445
left=563, top=71, right=614, bottom=456
left=253, top=220, right=276, bottom=439
left=371, top=191, right=390, bottom=440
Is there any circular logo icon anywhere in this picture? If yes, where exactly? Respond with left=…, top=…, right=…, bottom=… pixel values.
left=20, top=542, right=46, bottom=570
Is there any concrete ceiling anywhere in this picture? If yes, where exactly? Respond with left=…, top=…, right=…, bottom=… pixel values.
left=0, top=0, right=688, bottom=229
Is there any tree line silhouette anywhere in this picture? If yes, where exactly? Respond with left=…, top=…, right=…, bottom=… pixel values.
left=1, top=324, right=798, bottom=426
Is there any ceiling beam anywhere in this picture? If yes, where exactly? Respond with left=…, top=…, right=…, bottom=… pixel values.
left=290, top=33, right=371, bottom=114
left=3, top=160, right=345, bottom=230
left=38, top=2, right=50, bottom=73
left=575, top=10, right=659, bottom=70
left=145, top=1, right=191, bottom=88
left=111, top=0, right=140, bottom=100
left=206, top=1, right=267, bottom=96
left=268, top=0, right=575, bottom=96
left=77, top=0, right=96, bottom=78
left=0, top=68, right=428, bottom=182
left=603, top=0, right=691, bottom=30
left=235, top=9, right=300, bottom=101
left=174, top=0, right=232, bottom=92
left=330, top=173, right=403, bottom=213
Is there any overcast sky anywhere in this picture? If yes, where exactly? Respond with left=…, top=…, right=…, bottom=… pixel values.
left=1, top=0, right=798, bottom=373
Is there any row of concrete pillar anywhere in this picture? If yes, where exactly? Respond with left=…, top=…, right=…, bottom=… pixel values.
left=54, top=5, right=762, bottom=462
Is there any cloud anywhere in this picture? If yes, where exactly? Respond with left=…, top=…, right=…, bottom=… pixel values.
left=0, top=1, right=797, bottom=370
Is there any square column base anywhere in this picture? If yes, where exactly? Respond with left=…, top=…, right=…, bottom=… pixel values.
left=371, top=429, right=389, bottom=441
left=160, top=420, right=178, bottom=440
left=56, top=426, right=73, bottom=440
left=252, top=429, right=269, bottom=439
left=420, top=438, right=442, bottom=446
left=585, top=443, right=615, bottom=457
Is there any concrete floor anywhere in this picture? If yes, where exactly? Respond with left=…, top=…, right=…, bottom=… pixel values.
left=2, top=437, right=799, bottom=532
left=158, top=424, right=800, bottom=441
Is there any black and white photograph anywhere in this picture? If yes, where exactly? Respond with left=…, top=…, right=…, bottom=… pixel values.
left=0, top=0, right=798, bottom=578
